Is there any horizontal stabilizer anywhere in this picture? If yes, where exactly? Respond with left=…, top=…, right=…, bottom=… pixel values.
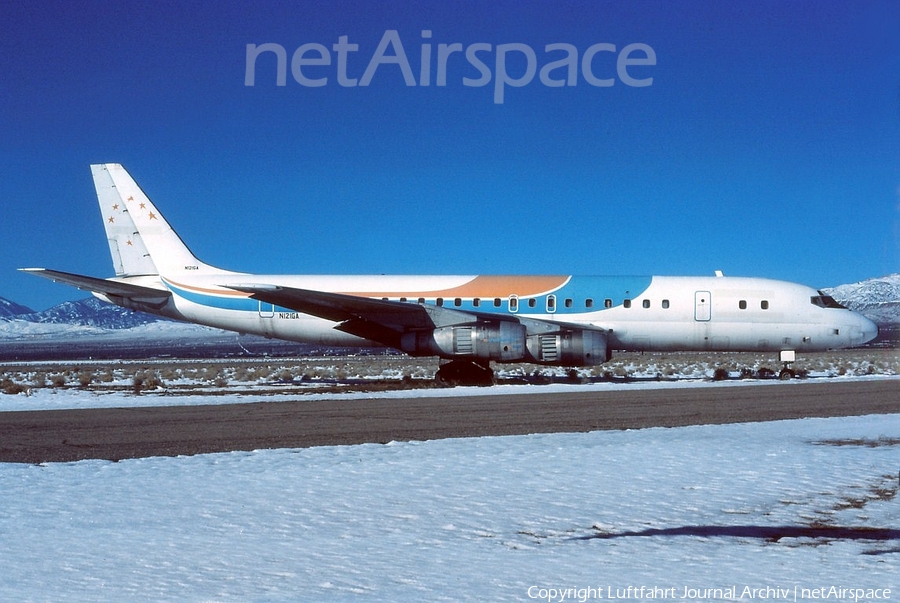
left=19, top=268, right=172, bottom=304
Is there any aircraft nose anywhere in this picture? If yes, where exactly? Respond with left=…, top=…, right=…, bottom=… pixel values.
left=851, top=314, right=878, bottom=346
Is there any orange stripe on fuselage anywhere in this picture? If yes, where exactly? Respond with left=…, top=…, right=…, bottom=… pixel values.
left=344, top=275, right=570, bottom=298
left=163, top=278, right=251, bottom=297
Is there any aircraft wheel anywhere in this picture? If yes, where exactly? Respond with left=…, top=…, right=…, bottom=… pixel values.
left=779, top=368, right=795, bottom=380
left=436, top=360, right=495, bottom=387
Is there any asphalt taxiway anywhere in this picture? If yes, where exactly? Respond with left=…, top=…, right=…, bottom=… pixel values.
left=1, top=379, right=897, bottom=463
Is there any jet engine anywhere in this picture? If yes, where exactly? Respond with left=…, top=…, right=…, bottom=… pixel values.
left=526, top=329, right=609, bottom=366
left=400, top=321, right=610, bottom=367
left=400, top=321, right=526, bottom=362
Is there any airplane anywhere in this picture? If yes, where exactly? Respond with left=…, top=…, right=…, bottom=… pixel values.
left=22, top=163, right=878, bottom=384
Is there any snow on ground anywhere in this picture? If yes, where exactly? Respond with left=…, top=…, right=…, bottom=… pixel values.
left=1, top=411, right=898, bottom=602
left=0, top=374, right=897, bottom=412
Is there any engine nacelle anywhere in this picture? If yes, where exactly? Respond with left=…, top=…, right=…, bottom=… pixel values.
left=526, top=329, right=609, bottom=366
left=400, top=321, right=526, bottom=362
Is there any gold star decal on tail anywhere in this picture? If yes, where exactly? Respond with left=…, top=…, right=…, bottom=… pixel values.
left=112, top=204, right=119, bottom=210
left=140, top=202, right=146, bottom=209
left=148, top=212, right=157, bottom=220
left=108, top=216, right=115, bottom=223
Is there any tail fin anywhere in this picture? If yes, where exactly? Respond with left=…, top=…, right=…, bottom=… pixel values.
left=92, top=164, right=229, bottom=277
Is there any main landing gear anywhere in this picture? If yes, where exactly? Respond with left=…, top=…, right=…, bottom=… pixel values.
left=435, top=360, right=495, bottom=387
left=778, top=350, right=796, bottom=380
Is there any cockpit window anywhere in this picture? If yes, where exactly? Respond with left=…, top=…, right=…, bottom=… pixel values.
left=811, top=292, right=847, bottom=309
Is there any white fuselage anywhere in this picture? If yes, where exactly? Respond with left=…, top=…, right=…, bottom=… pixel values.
left=102, top=273, right=878, bottom=354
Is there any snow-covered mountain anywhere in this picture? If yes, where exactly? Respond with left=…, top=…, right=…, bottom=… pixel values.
left=15, top=297, right=163, bottom=329
left=823, top=273, right=900, bottom=326
left=0, top=296, right=34, bottom=319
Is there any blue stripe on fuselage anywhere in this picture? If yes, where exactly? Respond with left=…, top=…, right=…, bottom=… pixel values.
left=164, top=280, right=291, bottom=313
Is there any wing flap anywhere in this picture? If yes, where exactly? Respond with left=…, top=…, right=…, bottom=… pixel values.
left=224, top=283, right=505, bottom=347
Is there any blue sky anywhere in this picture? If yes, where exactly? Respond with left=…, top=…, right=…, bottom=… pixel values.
left=2, top=0, right=898, bottom=311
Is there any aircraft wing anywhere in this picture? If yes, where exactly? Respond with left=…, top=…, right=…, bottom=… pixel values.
left=224, top=283, right=606, bottom=349
left=225, top=283, right=489, bottom=347
left=19, top=268, right=172, bottom=305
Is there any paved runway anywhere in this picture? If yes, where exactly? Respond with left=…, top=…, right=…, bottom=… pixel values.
left=0, top=380, right=897, bottom=463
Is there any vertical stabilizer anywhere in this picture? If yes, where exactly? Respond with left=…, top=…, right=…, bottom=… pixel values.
left=91, top=164, right=229, bottom=277
left=93, top=164, right=158, bottom=276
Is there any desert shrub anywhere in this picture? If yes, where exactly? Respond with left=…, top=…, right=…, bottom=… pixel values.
left=144, top=372, right=164, bottom=390
left=133, top=371, right=164, bottom=393
left=712, top=367, right=730, bottom=381
left=2, top=379, right=28, bottom=395
left=77, top=371, right=94, bottom=388
left=199, top=367, right=214, bottom=380
left=32, top=372, right=47, bottom=388
left=50, top=374, right=67, bottom=387
left=200, top=366, right=222, bottom=383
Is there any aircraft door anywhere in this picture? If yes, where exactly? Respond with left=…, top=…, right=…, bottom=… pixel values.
left=258, top=301, right=275, bottom=318
left=694, top=291, right=711, bottom=321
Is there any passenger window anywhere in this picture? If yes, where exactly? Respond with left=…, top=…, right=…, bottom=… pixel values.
left=564, top=298, right=573, bottom=308
left=662, top=299, right=670, bottom=309
left=436, top=298, right=443, bottom=307
left=761, top=300, right=769, bottom=310
left=547, top=295, right=556, bottom=312
left=509, top=296, right=518, bottom=312
left=642, top=299, right=650, bottom=309
left=624, top=299, right=631, bottom=308
left=739, top=300, right=747, bottom=310
left=454, top=298, right=462, bottom=307
left=528, top=298, right=536, bottom=308
left=399, top=297, right=407, bottom=302
left=418, top=297, right=425, bottom=304
left=585, top=298, right=594, bottom=309
left=604, top=299, right=613, bottom=308
left=473, top=298, right=480, bottom=307
left=494, top=298, right=501, bottom=308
